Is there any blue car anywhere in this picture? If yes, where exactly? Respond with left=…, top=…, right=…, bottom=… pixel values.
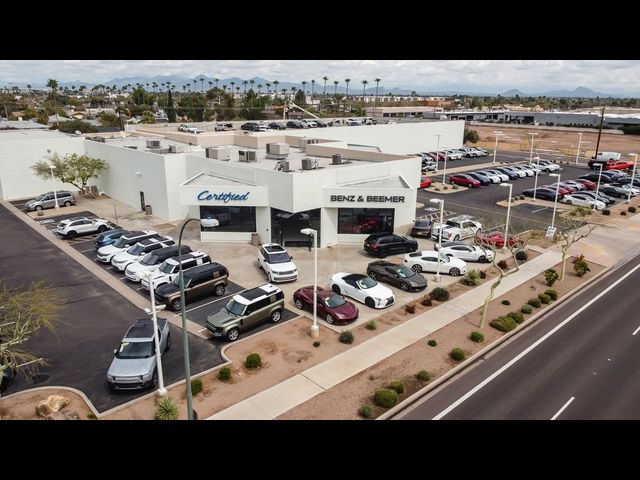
left=95, top=229, right=129, bottom=249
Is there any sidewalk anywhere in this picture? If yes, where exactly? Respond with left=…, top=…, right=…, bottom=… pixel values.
left=208, top=250, right=563, bottom=419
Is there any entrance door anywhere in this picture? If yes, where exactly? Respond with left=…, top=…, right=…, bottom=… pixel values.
left=139, top=191, right=145, bottom=212
left=271, top=208, right=321, bottom=247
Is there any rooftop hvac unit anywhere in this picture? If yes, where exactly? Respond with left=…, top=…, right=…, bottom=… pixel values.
left=299, top=137, right=318, bottom=152
left=301, top=158, right=317, bottom=170
left=169, top=144, right=185, bottom=153
left=146, top=139, right=161, bottom=148
left=274, top=160, right=291, bottom=172
left=206, top=146, right=230, bottom=160
left=239, top=150, right=257, bottom=162
left=266, top=143, right=289, bottom=155
left=125, top=145, right=138, bottom=150
left=332, top=154, right=343, bottom=165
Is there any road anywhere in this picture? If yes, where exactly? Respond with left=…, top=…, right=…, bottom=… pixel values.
left=394, top=250, right=640, bottom=420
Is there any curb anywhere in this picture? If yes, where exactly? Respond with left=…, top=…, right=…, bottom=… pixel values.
left=377, top=261, right=613, bottom=420
left=0, top=385, right=100, bottom=418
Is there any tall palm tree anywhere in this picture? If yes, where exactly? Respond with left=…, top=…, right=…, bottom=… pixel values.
left=230, top=81, right=236, bottom=98
left=301, top=80, right=307, bottom=95
left=361, top=80, right=368, bottom=100
left=273, top=80, right=279, bottom=96
left=374, top=77, right=381, bottom=108
left=333, top=80, right=339, bottom=96
left=182, top=84, right=187, bottom=93
left=235, top=86, right=240, bottom=98
left=257, top=84, right=263, bottom=95
left=266, top=82, right=271, bottom=94
left=214, top=78, right=219, bottom=90
left=249, top=79, right=255, bottom=92
left=208, top=81, right=213, bottom=91
left=146, top=83, right=150, bottom=92
left=200, top=77, right=205, bottom=92
left=290, top=86, right=296, bottom=99
left=222, top=84, right=227, bottom=93
left=323, top=76, right=329, bottom=96
left=311, top=79, right=315, bottom=101
left=242, top=80, right=248, bottom=94
left=192, top=79, right=197, bottom=92
left=345, top=78, right=351, bottom=97
left=26, top=84, right=31, bottom=93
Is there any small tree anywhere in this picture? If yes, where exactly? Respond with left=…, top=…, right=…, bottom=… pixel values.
left=557, top=209, right=600, bottom=281
left=464, top=128, right=479, bottom=143
left=32, top=152, right=108, bottom=197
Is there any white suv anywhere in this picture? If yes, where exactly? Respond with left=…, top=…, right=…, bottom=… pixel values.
left=56, top=217, right=111, bottom=239
left=141, top=251, right=211, bottom=290
left=178, top=124, right=201, bottom=133
left=110, top=236, right=174, bottom=272
left=439, top=215, right=482, bottom=241
left=257, top=243, right=298, bottom=283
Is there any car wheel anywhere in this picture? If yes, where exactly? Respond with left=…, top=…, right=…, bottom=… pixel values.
left=454, top=235, right=460, bottom=241
left=295, top=298, right=304, bottom=309
left=227, top=328, right=239, bottom=342
left=66, top=230, right=77, bottom=239
left=368, top=271, right=378, bottom=280
left=411, top=264, right=422, bottom=273
left=365, top=297, right=376, bottom=308
left=379, top=249, right=389, bottom=258
left=214, top=284, right=226, bottom=296
left=565, top=200, right=572, bottom=205
left=331, top=284, right=341, bottom=294
left=325, top=313, right=335, bottom=324
left=171, top=299, right=181, bottom=311
left=97, top=225, right=108, bottom=233
left=450, top=268, right=461, bottom=276
left=35, top=205, right=43, bottom=211
left=270, top=309, right=282, bottom=323
left=165, top=333, right=171, bottom=352
left=267, top=272, right=273, bottom=282
left=400, top=282, right=410, bottom=292
left=479, top=255, right=487, bottom=263
left=64, top=201, right=72, bottom=207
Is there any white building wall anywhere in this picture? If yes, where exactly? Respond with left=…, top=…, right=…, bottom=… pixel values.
left=255, top=206, right=270, bottom=244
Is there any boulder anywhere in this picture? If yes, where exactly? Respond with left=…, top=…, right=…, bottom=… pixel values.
left=45, top=410, right=80, bottom=420
left=35, top=395, right=70, bottom=417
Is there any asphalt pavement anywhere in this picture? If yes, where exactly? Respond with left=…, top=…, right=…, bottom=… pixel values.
left=393, top=249, right=640, bottom=420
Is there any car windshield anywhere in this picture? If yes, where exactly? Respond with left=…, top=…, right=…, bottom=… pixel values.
left=356, top=277, right=376, bottom=289
left=159, top=262, right=175, bottom=274
left=141, top=253, right=158, bottom=265
left=415, top=221, right=431, bottom=228
left=396, top=266, right=416, bottom=278
left=325, top=294, right=347, bottom=308
left=225, top=299, right=246, bottom=316
left=34, top=194, right=46, bottom=201
left=113, top=237, right=130, bottom=248
left=439, top=254, right=451, bottom=263
left=127, top=244, right=145, bottom=255
left=116, top=341, right=154, bottom=359
left=267, top=252, right=291, bottom=264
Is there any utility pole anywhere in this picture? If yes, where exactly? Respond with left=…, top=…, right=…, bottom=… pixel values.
left=593, top=106, right=605, bottom=158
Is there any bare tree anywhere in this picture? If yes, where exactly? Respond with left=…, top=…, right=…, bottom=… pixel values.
left=556, top=208, right=600, bottom=281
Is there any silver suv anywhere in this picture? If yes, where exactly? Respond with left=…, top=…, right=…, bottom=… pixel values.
left=106, top=318, right=170, bottom=390
left=25, top=191, right=76, bottom=211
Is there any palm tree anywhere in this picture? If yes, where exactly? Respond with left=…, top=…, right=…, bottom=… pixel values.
left=192, top=79, right=197, bottom=92
left=242, top=80, right=248, bottom=94
left=273, top=80, right=279, bottom=96
left=257, top=84, right=263, bottom=95
left=200, top=77, right=205, bottom=92
left=230, top=81, right=236, bottom=98
left=235, top=86, right=240, bottom=98
left=290, top=86, right=296, bottom=99
left=266, top=82, right=271, bottom=94
left=249, top=79, right=255, bottom=93
left=333, top=80, right=339, bottom=96
left=146, top=83, right=150, bottom=92
left=182, top=84, right=187, bottom=93
left=374, top=77, right=381, bottom=108
left=301, top=81, right=307, bottom=96
left=208, top=81, right=213, bottom=91
left=26, top=84, right=31, bottom=93
left=361, top=80, right=368, bottom=100
left=311, top=79, right=315, bottom=101
left=345, top=78, right=351, bottom=97
left=322, top=76, right=329, bottom=96
left=222, top=84, right=227, bottom=93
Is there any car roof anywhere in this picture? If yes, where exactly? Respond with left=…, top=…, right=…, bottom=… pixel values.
left=263, top=243, right=286, bottom=253
left=235, top=283, right=282, bottom=305
left=342, top=273, right=367, bottom=281
left=124, top=318, right=166, bottom=339
left=182, top=262, right=224, bottom=277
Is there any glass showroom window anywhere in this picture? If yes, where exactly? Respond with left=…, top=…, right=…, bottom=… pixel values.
left=200, top=206, right=256, bottom=232
left=337, top=208, right=394, bottom=234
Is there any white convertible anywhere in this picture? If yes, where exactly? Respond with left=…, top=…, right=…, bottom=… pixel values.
left=329, top=273, right=395, bottom=309
left=438, top=244, right=494, bottom=263
left=404, top=250, right=468, bottom=276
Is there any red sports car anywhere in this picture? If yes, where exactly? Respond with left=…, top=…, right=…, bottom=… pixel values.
left=293, top=286, right=359, bottom=325
left=475, top=231, right=522, bottom=249
left=420, top=177, right=433, bottom=188
left=573, top=179, right=597, bottom=190
left=449, top=174, right=481, bottom=188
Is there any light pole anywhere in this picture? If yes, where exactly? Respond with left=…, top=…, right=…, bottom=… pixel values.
left=532, top=155, right=542, bottom=201
left=626, top=153, right=638, bottom=203
left=492, top=131, right=503, bottom=164
left=300, top=228, right=319, bottom=338
left=575, top=132, right=583, bottom=165
left=434, top=133, right=442, bottom=176
left=594, top=163, right=604, bottom=210
left=441, top=146, right=448, bottom=185
left=548, top=172, right=561, bottom=229
left=528, top=132, right=538, bottom=164
left=140, top=271, right=167, bottom=397
left=429, top=198, right=444, bottom=283
left=49, top=164, right=59, bottom=209
left=177, top=216, right=218, bottom=420
left=500, top=183, right=513, bottom=250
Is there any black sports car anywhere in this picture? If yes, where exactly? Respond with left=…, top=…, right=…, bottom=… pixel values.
left=366, top=260, right=427, bottom=292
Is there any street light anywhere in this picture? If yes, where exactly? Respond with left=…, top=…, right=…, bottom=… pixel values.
left=300, top=228, right=319, bottom=338
left=49, top=164, right=59, bottom=210
left=500, top=183, right=513, bottom=250
left=528, top=132, right=538, bottom=164
left=492, top=131, right=503, bottom=165
left=593, top=163, right=604, bottom=210
left=429, top=198, right=444, bottom=283
left=434, top=133, right=442, bottom=176
left=548, top=172, right=561, bottom=229
left=575, top=132, right=583, bottom=165
left=177, top=216, right=219, bottom=420
left=441, top=146, right=448, bottom=185
left=531, top=155, right=543, bottom=201
left=627, top=153, right=638, bottom=203
left=140, top=271, right=167, bottom=397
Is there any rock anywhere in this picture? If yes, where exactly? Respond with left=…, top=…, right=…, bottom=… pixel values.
left=45, top=410, right=80, bottom=420
left=35, top=395, right=70, bottom=417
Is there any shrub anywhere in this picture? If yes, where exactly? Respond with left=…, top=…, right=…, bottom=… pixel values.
left=490, top=315, right=517, bottom=332
left=461, top=269, right=480, bottom=286
left=245, top=353, right=262, bottom=369
left=521, top=304, right=533, bottom=314
left=434, top=187, right=441, bottom=192
left=538, top=293, right=551, bottom=304
left=507, top=311, right=525, bottom=324
left=358, top=404, right=373, bottom=418
left=218, top=367, right=231, bottom=381
left=450, top=348, right=466, bottom=361
left=629, top=206, right=637, bottom=213
left=387, top=381, right=405, bottom=395
left=443, top=186, right=449, bottom=190
left=452, top=185, right=459, bottom=190
left=339, top=330, right=354, bottom=344
left=479, top=270, right=487, bottom=279
left=470, top=331, right=484, bottom=343
left=501, top=299, right=511, bottom=305
left=365, top=320, right=377, bottom=330
left=374, top=388, right=399, bottom=408
left=155, top=397, right=179, bottom=421
left=313, top=341, right=321, bottom=348
left=602, top=209, right=611, bottom=216
left=544, top=269, right=559, bottom=287
left=621, top=211, right=627, bottom=216
left=431, top=287, right=450, bottom=301
left=515, top=250, right=528, bottom=261
left=190, top=379, right=203, bottom=396
left=87, top=413, right=98, bottom=420
left=421, top=296, right=433, bottom=307
left=528, top=298, right=542, bottom=308
left=405, top=303, right=416, bottom=314
left=427, top=339, right=437, bottom=347
left=573, top=256, right=590, bottom=277
left=416, top=370, right=431, bottom=382
left=545, top=289, right=558, bottom=300
left=497, top=259, right=508, bottom=269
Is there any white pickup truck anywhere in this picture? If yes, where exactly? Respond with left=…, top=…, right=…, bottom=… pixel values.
left=56, top=217, right=111, bottom=239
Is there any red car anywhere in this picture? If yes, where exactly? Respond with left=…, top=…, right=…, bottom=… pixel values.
left=449, top=174, right=481, bottom=188
left=573, top=179, right=597, bottom=190
left=605, top=160, right=634, bottom=170
left=293, top=286, right=359, bottom=325
left=475, top=231, right=522, bottom=249
left=420, top=177, right=433, bottom=188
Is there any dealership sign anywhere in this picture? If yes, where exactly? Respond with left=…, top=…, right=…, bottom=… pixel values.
left=197, top=191, right=250, bottom=202
left=329, top=194, right=405, bottom=203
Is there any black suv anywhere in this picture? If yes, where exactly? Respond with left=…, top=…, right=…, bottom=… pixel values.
left=364, top=233, right=418, bottom=258
left=366, top=260, right=427, bottom=291
left=241, top=122, right=260, bottom=131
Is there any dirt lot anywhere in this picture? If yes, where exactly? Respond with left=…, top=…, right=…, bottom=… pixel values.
left=0, top=388, right=93, bottom=420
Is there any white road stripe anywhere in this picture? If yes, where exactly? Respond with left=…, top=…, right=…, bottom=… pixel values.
left=551, top=397, right=575, bottom=420
left=633, top=325, right=640, bottom=336
left=432, top=261, right=640, bottom=420
left=105, top=266, right=114, bottom=270
left=173, top=288, right=247, bottom=316
left=79, top=248, right=95, bottom=253
left=530, top=207, right=548, bottom=214
left=198, top=328, right=209, bottom=333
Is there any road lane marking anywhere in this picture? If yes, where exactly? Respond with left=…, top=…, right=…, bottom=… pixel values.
left=105, top=266, right=114, bottom=270
left=633, top=325, right=640, bottom=336
left=530, top=207, right=548, bottom=214
left=198, top=328, right=209, bottom=333
left=551, top=397, right=575, bottom=420
left=433, top=260, right=640, bottom=420
left=79, top=248, right=95, bottom=253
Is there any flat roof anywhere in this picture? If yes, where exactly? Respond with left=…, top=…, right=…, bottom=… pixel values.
left=332, top=176, right=410, bottom=189
left=0, top=129, right=74, bottom=140
left=99, top=136, right=204, bottom=153
left=183, top=173, right=256, bottom=187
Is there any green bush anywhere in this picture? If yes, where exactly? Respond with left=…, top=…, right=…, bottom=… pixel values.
left=218, top=367, right=231, bottom=381
left=515, top=250, right=528, bottom=261
left=538, top=293, right=551, bottom=304
left=629, top=206, right=637, bottom=213
left=415, top=370, right=431, bottom=382
left=155, top=397, right=179, bottom=421
left=421, top=296, right=433, bottom=307
left=602, top=209, right=611, bottom=216
left=450, top=348, right=466, bottom=361
left=405, top=303, right=416, bottom=314
left=365, top=320, right=377, bottom=330
left=358, top=404, right=373, bottom=418
left=386, top=381, right=405, bottom=395
left=528, top=298, right=542, bottom=308
left=545, top=289, right=558, bottom=300
left=461, top=269, right=481, bottom=286
left=245, top=353, right=262, bottom=369
left=574, top=258, right=590, bottom=277
left=431, top=287, right=450, bottom=301
left=507, top=311, right=525, bottom=324
left=87, top=413, right=98, bottom=420
left=521, top=304, right=533, bottom=314
left=313, top=341, right=321, bottom=348
left=374, top=388, right=399, bottom=408
left=501, top=299, right=511, bottom=305
left=427, top=339, right=437, bottom=347
left=490, top=316, right=517, bottom=332
left=190, top=379, right=203, bottom=396
left=470, top=331, right=484, bottom=343
left=544, top=269, right=559, bottom=287
left=497, top=260, right=508, bottom=270
left=339, top=330, right=354, bottom=344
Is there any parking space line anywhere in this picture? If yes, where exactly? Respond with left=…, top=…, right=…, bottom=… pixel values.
left=173, top=288, right=246, bottom=317
left=105, top=266, right=114, bottom=270
left=79, top=248, right=95, bottom=253
left=119, top=276, right=127, bottom=280
left=530, top=207, right=548, bottom=214
left=136, top=287, right=145, bottom=291
left=198, top=328, right=209, bottom=333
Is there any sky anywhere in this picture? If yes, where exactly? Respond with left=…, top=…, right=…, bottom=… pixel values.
left=1, top=60, right=639, bottom=95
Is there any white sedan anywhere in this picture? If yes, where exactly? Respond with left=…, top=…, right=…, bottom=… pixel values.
left=404, top=251, right=468, bottom=276
left=561, top=193, right=606, bottom=210
left=438, top=244, right=494, bottom=263
left=329, top=273, right=395, bottom=309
